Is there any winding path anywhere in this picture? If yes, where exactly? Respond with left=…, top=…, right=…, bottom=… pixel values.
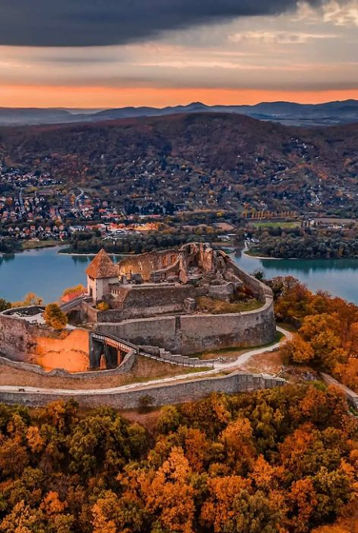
left=0, top=327, right=292, bottom=397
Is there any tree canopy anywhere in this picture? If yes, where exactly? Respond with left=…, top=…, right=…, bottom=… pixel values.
left=0, top=384, right=356, bottom=532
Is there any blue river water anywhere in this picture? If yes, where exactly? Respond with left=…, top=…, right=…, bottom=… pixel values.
left=1, top=246, right=358, bottom=304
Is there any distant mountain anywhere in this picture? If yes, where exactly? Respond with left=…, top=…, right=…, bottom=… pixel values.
left=0, top=100, right=357, bottom=127
left=0, top=107, right=75, bottom=125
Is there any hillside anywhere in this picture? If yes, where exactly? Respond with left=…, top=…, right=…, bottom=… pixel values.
left=0, top=112, right=357, bottom=215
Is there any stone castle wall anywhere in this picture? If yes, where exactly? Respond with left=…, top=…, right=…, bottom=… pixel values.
left=0, top=311, right=90, bottom=371
left=0, top=310, right=49, bottom=362
left=0, top=252, right=276, bottom=364
left=179, top=298, right=275, bottom=353
left=0, top=371, right=285, bottom=409
left=118, top=249, right=178, bottom=281
left=96, top=295, right=275, bottom=355
left=104, top=284, right=198, bottom=320
left=321, top=373, right=358, bottom=409
left=226, top=256, right=268, bottom=302
left=96, top=254, right=276, bottom=354
left=0, top=350, right=137, bottom=379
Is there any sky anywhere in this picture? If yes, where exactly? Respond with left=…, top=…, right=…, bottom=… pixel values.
left=0, top=0, right=357, bottom=108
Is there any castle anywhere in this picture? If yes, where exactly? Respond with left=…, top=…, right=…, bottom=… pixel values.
left=81, top=243, right=276, bottom=366
left=0, top=243, right=276, bottom=373
left=86, top=242, right=254, bottom=310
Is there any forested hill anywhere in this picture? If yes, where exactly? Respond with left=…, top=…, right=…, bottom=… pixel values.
left=0, top=112, right=357, bottom=215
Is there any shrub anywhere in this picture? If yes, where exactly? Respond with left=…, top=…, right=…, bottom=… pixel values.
left=96, top=301, right=109, bottom=311
left=138, top=394, right=154, bottom=414
left=196, top=296, right=261, bottom=314
left=0, top=298, right=11, bottom=312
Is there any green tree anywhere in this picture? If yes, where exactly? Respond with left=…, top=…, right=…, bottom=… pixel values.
left=0, top=298, right=11, bottom=312
left=157, top=405, right=181, bottom=434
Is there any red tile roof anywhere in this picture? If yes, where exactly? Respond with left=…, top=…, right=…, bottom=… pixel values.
left=86, top=249, right=118, bottom=279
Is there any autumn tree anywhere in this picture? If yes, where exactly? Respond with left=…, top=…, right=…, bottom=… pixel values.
left=92, top=489, right=145, bottom=533
left=143, top=446, right=195, bottom=533
left=61, top=284, right=86, bottom=301
left=219, top=417, right=256, bottom=474
left=280, top=334, right=314, bottom=364
left=12, top=292, right=44, bottom=308
left=201, top=475, right=283, bottom=533
left=43, top=303, right=68, bottom=330
left=156, top=405, right=181, bottom=434
left=0, top=386, right=355, bottom=533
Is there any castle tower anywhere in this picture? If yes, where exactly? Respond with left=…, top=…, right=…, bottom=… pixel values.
left=86, top=249, right=118, bottom=303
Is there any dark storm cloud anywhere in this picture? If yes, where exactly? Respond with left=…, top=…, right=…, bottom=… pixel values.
left=0, top=0, right=330, bottom=47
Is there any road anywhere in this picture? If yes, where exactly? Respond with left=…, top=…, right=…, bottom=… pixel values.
left=0, top=326, right=292, bottom=396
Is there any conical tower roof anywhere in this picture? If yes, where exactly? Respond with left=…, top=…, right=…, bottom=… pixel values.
left=86, top=249, right=118, bottom=279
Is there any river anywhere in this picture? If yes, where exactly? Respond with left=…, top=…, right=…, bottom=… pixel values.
left=1, top=246, right=358, bottom=304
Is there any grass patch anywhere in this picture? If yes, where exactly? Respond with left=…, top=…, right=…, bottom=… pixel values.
left=251, top=221, right=299, bottom=229
left=118, top=365, right=212, bottom=384
left=196, top=296, right=262, bottom=314
left=192, top=329, right=285, bottom=360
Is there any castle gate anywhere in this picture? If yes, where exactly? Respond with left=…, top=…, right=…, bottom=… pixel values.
left=89, top=333, right=137, bottom=370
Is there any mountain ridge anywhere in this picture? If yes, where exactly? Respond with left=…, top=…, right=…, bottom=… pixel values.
left=0, top=99, right=357, bottom=127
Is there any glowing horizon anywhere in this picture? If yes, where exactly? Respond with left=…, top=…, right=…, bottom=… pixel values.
left=0, top=85, right=357, bottom=109
left=0, top=1, right=357, bottom=109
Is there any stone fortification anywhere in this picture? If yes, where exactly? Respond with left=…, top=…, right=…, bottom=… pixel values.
left=0, top=243, right=276, bottom=374
left=102, top=284, right=198, bottom=320
left=91, top=244, right=276, bottom=354
left=321, top=373, right=358, bottom=409
left=86, top=243, right=276, bottom=355
left=0, top=309, right=90, bottom=371
left=118, top=249, right=179, bottom=282
left=0, top=307, right=50, bottom=362
left=96, top=293, right=275, bottom=355
left=0, top=371, right=286, bottom=409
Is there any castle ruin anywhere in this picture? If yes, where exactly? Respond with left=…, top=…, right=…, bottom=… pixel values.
left=0, top=243, right=276, bottom=373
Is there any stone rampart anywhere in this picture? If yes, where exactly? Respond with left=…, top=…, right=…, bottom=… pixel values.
left=321, top=373, right=358, bottom=410
left=80, top=300, right=99, bottom=322
left=96, top=295, right=275, bottom=355
left=179, top=298, right=275, bottom=354
left=139, top=349, right=216, bottom=368
left=118, top=249, right=178, bottom=281
left=0, top=371, right=286, bottom=409
left=97, top=316, right=178, bottom=350
left=104, top=284, right=198, bottom=320
left=0, top=349, right=137, bottom=379
left=225, top=255, right=268, bottom=302
left=0, top=310, right=51, bottom=362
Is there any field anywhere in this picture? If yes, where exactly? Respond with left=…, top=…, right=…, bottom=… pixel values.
left=251, top=220, right=300, bottom=229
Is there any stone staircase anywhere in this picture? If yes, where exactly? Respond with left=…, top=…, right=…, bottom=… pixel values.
left=139, top=346, right=219, bottom=369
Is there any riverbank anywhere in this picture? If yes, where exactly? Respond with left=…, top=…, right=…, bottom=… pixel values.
left=22, top=239, right=66, bottom=251
left=242, top=248, right=282, bottom=260
left=59, top=250, right=124, bottom=257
